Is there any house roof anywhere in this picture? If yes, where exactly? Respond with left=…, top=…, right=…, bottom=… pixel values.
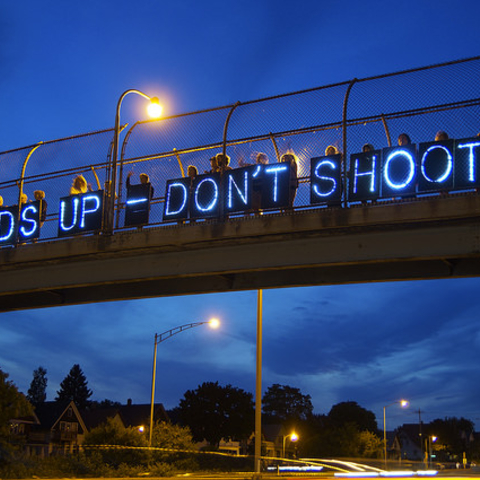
left=81, top=402, right=169, bottom=431
left=10, top=412, right=40, bottom=425
left=32, top=400, right=169, bottom=433
left=33, top=400, right=88, bottom=434
left=81, top=407, right=120, bottom=430
left=118, top=403, right=168, bottom=428
left=34, top=401, right=73, bottom=429
left=262, top=424, right=285, bottom=442
left=396, top=423, right=423, bottom=449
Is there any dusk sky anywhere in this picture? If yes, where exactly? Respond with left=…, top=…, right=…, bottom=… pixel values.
left=1, top=0, right=480, bottom=432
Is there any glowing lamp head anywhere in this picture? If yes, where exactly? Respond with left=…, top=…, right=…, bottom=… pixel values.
left=400, top=399, right=409, bottom=408
left=208, top=318, right=220, bottom=329
left=147, top=97, right=163, bottom=118
left=290, top=433, right=299, bottom=442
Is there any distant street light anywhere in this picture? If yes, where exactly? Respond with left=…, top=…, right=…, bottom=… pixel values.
left=425, top=435, right=437, bottom=468
left=282, top=432, right=299, bottom=458
left=149, top=318, right=220, bottom=447
left=106, top=89, right=162, bottom=233
left=383, top=399, right=409, bottom=469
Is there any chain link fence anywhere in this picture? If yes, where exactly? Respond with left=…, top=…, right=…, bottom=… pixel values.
left=1, top=55, right=479, bottom=243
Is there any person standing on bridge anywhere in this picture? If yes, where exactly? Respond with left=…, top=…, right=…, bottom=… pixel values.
left=125, top=171, right=155, bottom=229
left=280, top=151, right=299, bottom=210
left=187, top=164, right=198, bottom=223
left=216, top=153, right=232, bottom=174
left=70, top=174, right=92, bottom=195
left=206, top=155, right=219, bottom=174
left=251, top=152, right=269, bottom=215
left=435, top=130, right=449, bottom=141
left=126, top=171, right=155, bottom=199
left=325, top=145, right=340, bottom=156
left=397, top=133, right=412, bottom=146
left=33, top=190, right=47, bottom=227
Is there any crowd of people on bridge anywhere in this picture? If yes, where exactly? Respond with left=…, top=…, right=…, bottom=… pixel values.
left=3, top=127, right=480, bottom=243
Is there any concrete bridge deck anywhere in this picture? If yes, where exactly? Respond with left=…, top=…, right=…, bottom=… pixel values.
left=1, top=194, right=479, bottom=312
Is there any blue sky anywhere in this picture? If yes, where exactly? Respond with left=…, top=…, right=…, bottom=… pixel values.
left=1, top=0, right=480, bottom=431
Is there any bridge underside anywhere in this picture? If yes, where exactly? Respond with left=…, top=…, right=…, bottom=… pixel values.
left=1, top=195, right=480, bottom=312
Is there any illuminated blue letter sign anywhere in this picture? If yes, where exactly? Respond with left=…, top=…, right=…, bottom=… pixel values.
left=261, top=162, right=291, bottom=209
left=381, top=145, right=417, bottom=198
left=190, top=173, right=220, bottom=219
left=125, top=183, right=153, bottom=226
left=225, top=166, right=255, bottom=213
left=163, top=178, right=190, bottom=221
left=348, top=151, right=380, bottom=202
left=0, top=202, right=41, bottom=245
left=19, top=200, right=41, bottom=241
left=0, top=207, right=18, bottom=246
left=310, top=155, right=342, bottom=205
left=454, top=136, right=480, bottom=189
left=418, top=140, right=454, bottom=193
left=58, top=191, right=104, bottom=237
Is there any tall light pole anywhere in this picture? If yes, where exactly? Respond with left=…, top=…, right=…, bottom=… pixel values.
left=383, top=399, right=409, bottom=470
left=254, top=289, right=263, bottom=475
left=106, top=89, right=162, bottom=234
left=149, top=318, right=220, bottom=447
left=282, top=432, right=299, bottom=458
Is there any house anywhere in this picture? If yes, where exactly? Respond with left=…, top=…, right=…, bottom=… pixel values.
left=116, top=399, right=169, bottom=431
left=9, top=411, right=40, bottom=446
left=11, top=399, right=168, bottom=457
left=248, top=424, right=297, bottom=459
left=26, top=401, right=88, bottom=456
left=392, top=424, right=424, bottom=461
left=81, top=400, right=168, bottom=434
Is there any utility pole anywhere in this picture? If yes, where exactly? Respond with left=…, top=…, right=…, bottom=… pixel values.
left=418, top=409, right=426, bottom=466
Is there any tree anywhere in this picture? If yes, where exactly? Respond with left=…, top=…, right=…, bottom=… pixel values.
left=83, top=417, right=148, bottom=466
left=262, top=384, right=313, bottom=422
left=89, top=399, right=122, bottom=409
left=55, top=364, right=93, bottom=410
left=150, top=420, right=197, bottom=467
left=0, top=368, right=33, bottom=463
left=26, top=366, right=47, bottom=406
left=178, top=381, right=254, bottom=446
left=328, top=401, right=378, bottom=433
left=357, top=430, right=383, bottom=458
left=150, top=420, right=195, bottom=451
left=427, top=417, right=475, bottom=460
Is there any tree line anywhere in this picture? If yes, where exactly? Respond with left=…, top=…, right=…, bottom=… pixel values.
left=2, top=363, right=479, bottom=470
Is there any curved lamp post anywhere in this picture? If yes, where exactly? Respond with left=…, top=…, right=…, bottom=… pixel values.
left=148, top=318, right=220, bottom=447
left=282, top=432, right=299, bottom=458
left=383, top=399, right=409, bottom=469
left=106, top=89, right=162, bottom=233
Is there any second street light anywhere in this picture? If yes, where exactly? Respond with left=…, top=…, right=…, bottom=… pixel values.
left=148, top=318, right=220, bottom=447
left=282, top=432, right=299, bottom=459
left=383, top=399, right=408, bottom=470
left=425, top=435, right=437, bottom=468
left=106, top=89, right=162, bottom=234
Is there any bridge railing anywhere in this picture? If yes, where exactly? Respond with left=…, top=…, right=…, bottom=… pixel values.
left=1, top=55, right=480, bottom=244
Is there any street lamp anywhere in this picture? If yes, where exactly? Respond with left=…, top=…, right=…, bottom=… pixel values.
left=282, top=432, right=299, bottom=458
left=425, top=435, right=437, bottom=468
left=383, top=399, right=409, bottom=470
left=148, top=318, right=220, bottom=447
left=106, top=89, right=162, bottom=233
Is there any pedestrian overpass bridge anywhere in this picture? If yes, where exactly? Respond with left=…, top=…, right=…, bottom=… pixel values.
left=1, top=56, right=480, bottom=312
left=1, top=193, right=479, bottom=312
